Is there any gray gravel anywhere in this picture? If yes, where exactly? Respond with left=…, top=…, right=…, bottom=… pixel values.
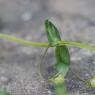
left=0, top=0, right=95, bottom=95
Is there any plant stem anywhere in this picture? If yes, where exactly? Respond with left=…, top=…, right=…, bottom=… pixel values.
left=39, top=46, right=50, bottom=79
left=0, top=34, right=49, bottom=47
left=70, top=69, right=86, bottom=83
left=0, top=34, right=95, bottom=52
left=70, top=69, right=92, bottom=89
left=59, top=41, right=95, bottom=52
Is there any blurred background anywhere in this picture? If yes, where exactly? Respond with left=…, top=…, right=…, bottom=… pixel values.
left=0, top=0, right=95, bottom=95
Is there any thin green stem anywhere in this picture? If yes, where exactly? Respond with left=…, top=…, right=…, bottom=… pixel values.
left=70, top=69, right=86, bottom=83
left=0, top=34, right=95, bottom=52
left=70, top=69, right=92, bottom=88
left=59, top=41, right=95, bottom=52
left=39, top=46, right=50, bottom=79
left=40, top=47, right=50, bottom=65
left=0, top=34, right=49, bottom=47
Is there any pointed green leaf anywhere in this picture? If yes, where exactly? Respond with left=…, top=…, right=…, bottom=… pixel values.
left=55, top=46, right=70, bottom=76
left=45, top=19, right=61, bottom=46
left=55, top=46, right=70, bottom=64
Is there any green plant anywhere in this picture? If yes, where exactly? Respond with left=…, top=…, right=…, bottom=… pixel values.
left=90, top=77, right=95, bottom=88
left=0, top=19, right=95, bottom=95
left=0, top=89, right=11, bottom=95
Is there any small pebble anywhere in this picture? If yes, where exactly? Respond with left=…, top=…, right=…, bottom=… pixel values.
left=0, top=76, right=11, bottom=85
left=22, top=12, right=32, bottom=22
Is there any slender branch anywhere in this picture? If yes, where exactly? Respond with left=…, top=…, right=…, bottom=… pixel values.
left=59, top=41, right=95, bottom=52
left=70, top=69, right=86, bottom=83
left=0, top=34, right=95, bottom=52
left=39, top=46, right=50, bottom=79
left=0, top=34, right=49, bottom=47
left=70, top=69, right=91, bottom=88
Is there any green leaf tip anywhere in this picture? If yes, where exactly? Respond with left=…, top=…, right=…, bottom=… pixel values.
left=45, top=19, right=61, bottom=46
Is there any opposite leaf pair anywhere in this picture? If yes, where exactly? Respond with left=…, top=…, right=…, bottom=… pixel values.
left=45, top=19, right=70, bottom=77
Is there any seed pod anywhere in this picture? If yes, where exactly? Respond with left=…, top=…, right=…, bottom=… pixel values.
left=90, top=77, right=95, bottom=88
left=45, top=19, right=61, bottom=46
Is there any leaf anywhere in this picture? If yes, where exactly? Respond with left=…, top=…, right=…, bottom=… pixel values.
left=0, top=89, right=11, bottom=95
left=55, top=46, right=70, bottom=64
left=55, top=46, right=70, bottom=76
left=55, top=62, right=70, bottom=76
left=45, top=19, right=61, bottom=46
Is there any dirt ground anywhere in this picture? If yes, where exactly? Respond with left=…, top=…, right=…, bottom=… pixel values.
left=0, top=0, right=95, bottom=95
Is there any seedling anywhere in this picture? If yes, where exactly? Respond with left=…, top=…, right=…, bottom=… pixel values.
left=0, top=89, right=11, bottom=95
left=0, top=19, right=95, bottom=95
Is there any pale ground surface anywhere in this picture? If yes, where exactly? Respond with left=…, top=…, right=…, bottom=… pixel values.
left=0, top=0, right=95, bottom=95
